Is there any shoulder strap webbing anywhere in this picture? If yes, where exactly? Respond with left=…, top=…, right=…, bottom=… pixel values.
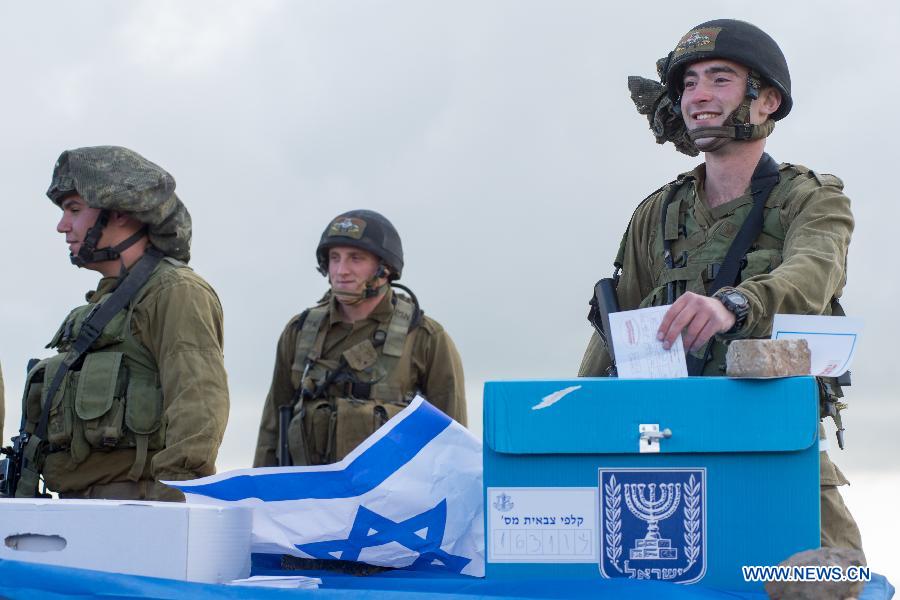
left=615, top=179, right=685, bottom=273
left=291, top=305, right=330, bottom=373
left=707, top=152, right=780, bottom=295
left=660, top=183, right=687, bottom=304
left=382, top=296, right=415, bottom=357
left=35, top=249, right=164, bottom=441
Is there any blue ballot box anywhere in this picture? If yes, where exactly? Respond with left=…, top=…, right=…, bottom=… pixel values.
left=483, top=377, right=821, bottom=592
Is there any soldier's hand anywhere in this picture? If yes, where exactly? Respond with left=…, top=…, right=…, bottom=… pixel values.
left=657, top=292, right=736, bottom=352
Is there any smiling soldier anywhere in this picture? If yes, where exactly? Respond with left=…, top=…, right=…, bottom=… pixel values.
left=578, top=20, right=862, bottom=553
left=12, top=146, right=229, bottom=501
left=254, top=210, right=466, bottom=467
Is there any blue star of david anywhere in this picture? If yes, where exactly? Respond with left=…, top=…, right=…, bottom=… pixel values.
left=296, top=500, right=471, bottom=574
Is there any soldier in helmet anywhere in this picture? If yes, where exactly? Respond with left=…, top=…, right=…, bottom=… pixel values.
left=13, top=146, right=229, bottom=501
left=579, top=20, right=862, bottom=552
left=254, top=210, right=466, bottom=467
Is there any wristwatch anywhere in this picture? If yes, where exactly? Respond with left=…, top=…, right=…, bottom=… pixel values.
left=713, top=287, right=750, bottom=333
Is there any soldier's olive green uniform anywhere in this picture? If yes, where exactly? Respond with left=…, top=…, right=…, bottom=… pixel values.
left=22, top=258, right=229, bottom=501
left=579, top=162, right=862, bottom=551
left=254, top=288, right=466, bottom=467
left=17, top=145, right=229, bottom=502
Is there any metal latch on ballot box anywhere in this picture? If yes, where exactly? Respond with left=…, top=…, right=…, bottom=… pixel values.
left=639, top=424, right=672, bottom=454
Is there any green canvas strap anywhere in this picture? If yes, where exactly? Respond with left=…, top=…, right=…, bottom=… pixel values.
left=664, top=195, right=683, bottom=241
left=127, top=435, right=149, bottom=481
left=291, top=304, right=330, bottom=374
left=382, top=296, right=414, bottom=358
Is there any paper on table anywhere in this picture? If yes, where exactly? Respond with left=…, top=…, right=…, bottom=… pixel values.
left=609, top=306, right=688, bottom=379
left=227, top=575, right=322, bottom=589
left=771, top=314, right=862, bottom=377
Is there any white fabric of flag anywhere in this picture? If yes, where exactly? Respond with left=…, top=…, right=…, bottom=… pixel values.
left=168, top=397, right=484, bottom=577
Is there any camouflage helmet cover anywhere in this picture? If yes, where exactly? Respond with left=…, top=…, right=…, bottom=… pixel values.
left=663, top=19, right=793, bottom=121
left=316, top=209, right=404, bottom=280
left=46, top=146, right=192, bottom=262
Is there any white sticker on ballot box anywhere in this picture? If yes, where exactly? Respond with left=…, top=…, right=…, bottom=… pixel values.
left=487, top=487, right=598, bottom=563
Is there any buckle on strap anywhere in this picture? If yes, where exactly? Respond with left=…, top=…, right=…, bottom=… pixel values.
left=734, top=123, right=754, bottom=140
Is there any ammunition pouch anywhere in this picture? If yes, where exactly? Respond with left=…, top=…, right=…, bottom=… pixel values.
left=302, top=396, right=408, bottom=464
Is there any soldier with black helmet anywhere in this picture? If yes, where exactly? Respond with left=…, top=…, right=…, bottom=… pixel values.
left=253, top=209, right=466, bottom=467
left=580, top=20, right=862, bottom=552
left=11, top=146, right=229, bottom=501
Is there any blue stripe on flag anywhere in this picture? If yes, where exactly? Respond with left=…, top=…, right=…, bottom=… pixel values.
left=175, top=400, right=452, bottom=501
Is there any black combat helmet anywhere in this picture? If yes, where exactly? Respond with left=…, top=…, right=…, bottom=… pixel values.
left=663, top=19, right=792, bottom=121
left=316, top=210, right=404, bottom=281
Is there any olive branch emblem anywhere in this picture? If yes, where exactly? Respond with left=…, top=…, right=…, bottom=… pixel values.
left=604, top=474, right=623, bottom=573
left=682, top=474, right=701, bottom=570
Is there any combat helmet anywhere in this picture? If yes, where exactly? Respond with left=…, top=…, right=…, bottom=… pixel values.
left=47, top=146, right=192, bottom=266
left=628, top=19, right=791, bottom=155
left=664, top=19, right=792, bottom=121
left=316, top=210, right=404, bottom=281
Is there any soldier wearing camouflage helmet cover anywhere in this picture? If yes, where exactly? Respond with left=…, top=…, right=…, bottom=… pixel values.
left=580, top=20, right=863, bottom=553
left=254, top=209, right=466, bottom=467
left=13, top=146, right=229, bottom=501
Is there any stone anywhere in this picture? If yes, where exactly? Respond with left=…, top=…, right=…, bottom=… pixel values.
left=726, top=339, right=811, bottom=378
left=765, top=546, right=867, bottom=600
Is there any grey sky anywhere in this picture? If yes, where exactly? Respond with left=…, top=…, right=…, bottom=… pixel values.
left=1, top=0, right=898, bottom=574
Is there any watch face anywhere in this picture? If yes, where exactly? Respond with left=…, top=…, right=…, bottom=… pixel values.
left=726, top=292, right=746, bottom=305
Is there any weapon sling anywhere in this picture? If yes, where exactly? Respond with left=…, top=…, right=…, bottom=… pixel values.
left=21, top=249, right=163, bottom=494
left=661, top=153, right=780, bottom=375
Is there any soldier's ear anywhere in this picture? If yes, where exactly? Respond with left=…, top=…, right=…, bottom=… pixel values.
left=759, top=86, right=782, bottom=119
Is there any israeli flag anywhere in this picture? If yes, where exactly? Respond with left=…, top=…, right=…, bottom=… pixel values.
left=169, top=397, right=484, bottom=577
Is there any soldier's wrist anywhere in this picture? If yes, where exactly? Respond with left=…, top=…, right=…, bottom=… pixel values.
left=713, top=287, right=750, bottom=335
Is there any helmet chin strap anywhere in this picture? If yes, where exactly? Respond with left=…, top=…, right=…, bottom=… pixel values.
left=330, top=265, right=389, bottom=305
left=684, top=70, right=776, bottom=152
left=71, top=209, right=148, bottom=268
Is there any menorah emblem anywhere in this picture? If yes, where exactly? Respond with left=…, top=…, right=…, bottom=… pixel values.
left=623, top=482, right=681, bottom=560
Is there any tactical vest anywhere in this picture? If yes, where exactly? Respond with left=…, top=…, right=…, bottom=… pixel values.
left=22, top=260, right=180, bottom=486
left=628, top=164, right=839, bottom=375
left=286, top=294, right=417, bottom=465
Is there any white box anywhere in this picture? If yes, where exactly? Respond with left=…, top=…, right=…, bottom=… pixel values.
left=0, top=499, right=252, bottom=583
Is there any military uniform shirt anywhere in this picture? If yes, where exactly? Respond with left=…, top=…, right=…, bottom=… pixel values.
left=579, top=162, right=853, bottom=488
left=254, top=289, right=467, bottom=467
left=580, top=162, right=852, bottom=380
left=42, top=261, right=230, bottom=500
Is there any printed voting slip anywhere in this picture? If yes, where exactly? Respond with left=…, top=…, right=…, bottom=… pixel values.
left=609, top=306, right=688, bottom=379
left=772, top=314, right=863, bottom=377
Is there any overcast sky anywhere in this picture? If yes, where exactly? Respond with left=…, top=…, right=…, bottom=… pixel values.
left=2, top=0, right=898, bottom=575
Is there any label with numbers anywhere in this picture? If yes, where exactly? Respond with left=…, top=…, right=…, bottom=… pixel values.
left=486, top=487, right=597, bottom=563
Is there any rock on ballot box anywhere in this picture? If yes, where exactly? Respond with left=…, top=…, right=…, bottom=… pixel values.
left=483, top=377, right=821, bottom=592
